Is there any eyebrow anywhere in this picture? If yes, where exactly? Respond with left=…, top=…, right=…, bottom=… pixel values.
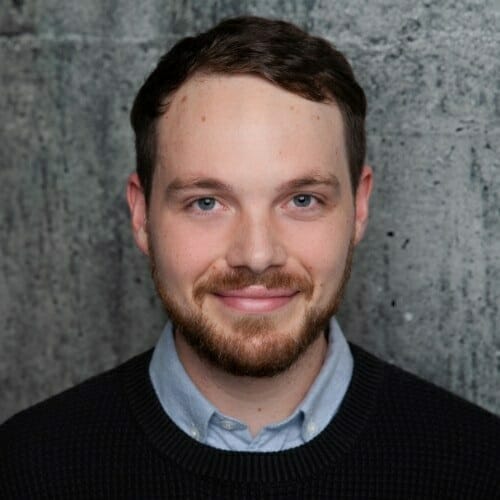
left=165, top=177, right=234, bottom=197
left=277, top=174, right=341, bottom=195
left=164, top=173, right=341, bottom=197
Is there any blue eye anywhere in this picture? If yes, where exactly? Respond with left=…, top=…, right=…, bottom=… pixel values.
left=195, top=197, right=216, bottom=211
left=292, top=194, right=313, bottom=207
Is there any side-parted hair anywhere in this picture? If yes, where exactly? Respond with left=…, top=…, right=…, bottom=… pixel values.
left=130, top=16, right=367, bottom=203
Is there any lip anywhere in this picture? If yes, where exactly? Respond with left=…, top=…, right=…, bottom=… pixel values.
left=214, top=286, right=299, bottom=313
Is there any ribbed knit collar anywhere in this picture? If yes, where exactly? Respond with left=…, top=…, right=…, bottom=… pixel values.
left=122, top=343, right=385, bottom=483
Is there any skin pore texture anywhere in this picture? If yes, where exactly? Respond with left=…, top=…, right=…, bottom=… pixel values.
left=127, top=74, right=372, bottom=436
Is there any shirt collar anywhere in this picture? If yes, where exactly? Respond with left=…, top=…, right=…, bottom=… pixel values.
left=297, top=318, right=353, bottom=441
left=149, top=322, right=215, bottom=442
left=149, top=317, right=353, bottom=446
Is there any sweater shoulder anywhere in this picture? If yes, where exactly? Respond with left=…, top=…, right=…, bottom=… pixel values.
left=351, top=343, right=500, bottom=428
left=350, top=344, right=500, bottom=481
left=384, top=353, right=498, bottom=429
left=0, top=350, right=153, bottom=465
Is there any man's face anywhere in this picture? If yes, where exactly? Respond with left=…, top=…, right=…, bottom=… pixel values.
left=129, top=74, right=372, bottom=377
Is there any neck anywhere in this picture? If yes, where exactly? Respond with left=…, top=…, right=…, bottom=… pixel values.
left=174, top=331, right=328, bottom=436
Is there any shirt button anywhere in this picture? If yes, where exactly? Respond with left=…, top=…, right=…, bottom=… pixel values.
left=221, top=420, right=235, bottom=430
left=190, top=427, right=200, bottom=440
left=306, top=422, right=316, bottom=436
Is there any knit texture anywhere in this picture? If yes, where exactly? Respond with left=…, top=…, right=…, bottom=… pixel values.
left=1, top=344, right=499, bottom=499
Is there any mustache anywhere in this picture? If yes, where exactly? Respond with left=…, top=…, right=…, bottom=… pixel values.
left=193, top=268, right=314, bottom=303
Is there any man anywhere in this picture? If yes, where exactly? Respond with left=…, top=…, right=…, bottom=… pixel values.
left=1, top=16, right=499, bottom=499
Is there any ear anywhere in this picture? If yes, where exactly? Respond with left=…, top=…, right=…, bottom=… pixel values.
left=353, top=165, right=373, bottom=246
left=127, top=172, right=150, bottom=256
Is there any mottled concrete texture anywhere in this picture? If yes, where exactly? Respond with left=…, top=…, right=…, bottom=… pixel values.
left=1, top=0, right=499, bottom=422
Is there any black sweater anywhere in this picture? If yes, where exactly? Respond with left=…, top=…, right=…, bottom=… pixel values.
left=1, top=344, right=499, bottom=499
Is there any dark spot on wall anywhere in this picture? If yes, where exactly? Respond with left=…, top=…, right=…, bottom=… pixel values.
left=391, top=300, right=396, bottom=307
left=401, top=238, right=410, bottom=249
left=387, top=231, right=394, bottom=237
left=470, top=146, right=480, bottom=182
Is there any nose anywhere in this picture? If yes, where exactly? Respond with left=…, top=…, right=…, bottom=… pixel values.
left=225, top=212, right=287, bottom=273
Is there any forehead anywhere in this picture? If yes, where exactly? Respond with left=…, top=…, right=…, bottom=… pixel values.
left=155, top=74, right=349, bottom=186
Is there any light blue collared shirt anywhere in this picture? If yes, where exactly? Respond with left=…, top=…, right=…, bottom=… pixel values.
left=149, top=317, right=353, bottom=451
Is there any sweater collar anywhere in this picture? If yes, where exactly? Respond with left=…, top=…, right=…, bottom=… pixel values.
left=123, top=340, right=384, bottom=483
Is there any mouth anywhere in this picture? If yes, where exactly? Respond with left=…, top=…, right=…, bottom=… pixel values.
left=213, top=286, right=300, bottom=313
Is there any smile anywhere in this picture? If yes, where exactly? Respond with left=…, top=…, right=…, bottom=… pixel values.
left=213, top=286, right=299, bottom=313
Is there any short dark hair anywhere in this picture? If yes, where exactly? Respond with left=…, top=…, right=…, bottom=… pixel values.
left=131, top=16, right=367, bottom=203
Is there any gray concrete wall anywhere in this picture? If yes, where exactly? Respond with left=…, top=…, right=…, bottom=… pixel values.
left=1, top=0, right=498, bottom=423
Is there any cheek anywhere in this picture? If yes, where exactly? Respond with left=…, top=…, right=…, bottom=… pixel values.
left=290, top=217, right=352, bottom=263
left=301, top=239, right=348, bottom=277
left=150, top=219, right=224, bottom=286
left=287, top=218, right=352, bottom=290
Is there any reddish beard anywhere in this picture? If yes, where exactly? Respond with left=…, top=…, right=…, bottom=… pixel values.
left=149, top=241, right=354, bottom=377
